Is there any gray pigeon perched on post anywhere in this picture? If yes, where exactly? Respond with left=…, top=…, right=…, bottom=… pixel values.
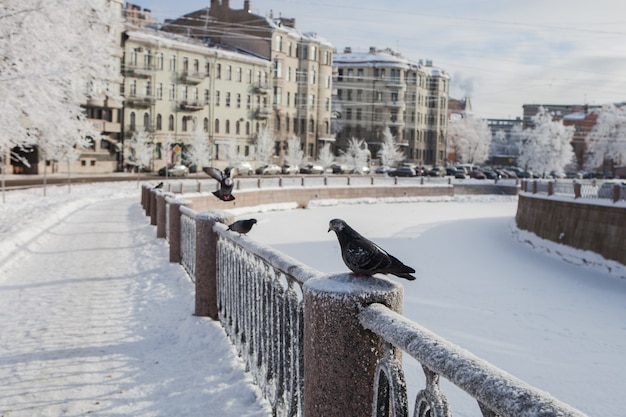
left=328, top=218, right=416, bottom=280
left=228, top=218, right=257, bottom=236
left=204, top=167, right=237, bottom=201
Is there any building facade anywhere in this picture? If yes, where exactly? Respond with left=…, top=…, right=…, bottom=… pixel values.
left=333, top=47, right=449, bottom=166
left=121, top=27, right=271, bottom=170
left=161, top=0, right=335, bottom=162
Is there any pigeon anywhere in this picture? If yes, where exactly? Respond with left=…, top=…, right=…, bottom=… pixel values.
left=328, top=218, right=416, bottom=281
left=228, top=218, right=257, bottom=236
left=205, top=167, right=238, bottom=201
left=153, top=181, right=164, bottom=189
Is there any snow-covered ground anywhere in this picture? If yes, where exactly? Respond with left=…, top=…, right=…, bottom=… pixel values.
left=1, top=180, right=625, bottom=416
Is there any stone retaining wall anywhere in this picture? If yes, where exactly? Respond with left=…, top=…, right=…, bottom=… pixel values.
left=515, top=193, right=626, bottom=265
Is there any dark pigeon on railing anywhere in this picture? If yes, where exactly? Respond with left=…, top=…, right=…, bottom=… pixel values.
left=328, top=218, right=416, bottom=281
left=204, top=167, right=238, bottom=201
left=153, top=181, right=163, bottom=189
left=228, top=218, right=257, bottom=236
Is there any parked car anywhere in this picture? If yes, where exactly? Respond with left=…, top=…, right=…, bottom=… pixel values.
left=469, top=169, right=487, bottom=180
left=228, top=161, right=254, bottom=176
left=389, top=165, right=417, bottom=177
left=597, top=181, right=626, bottom=199
left=282, top=164, right=299, bottom=175
left=300, top=163, right=324, bottom=174
left=375, top=165, right=392, bottom=174
left=428, top=166, right=446, bottom=177
left=158, top=164, right=189, bottom=177
left=480, top=168, right=499, bottom=180
left=331, top=163, right=350, bottom=174
left=255, top=164, right=282, bottom=175
left=351, top=166, right=371, bottom=174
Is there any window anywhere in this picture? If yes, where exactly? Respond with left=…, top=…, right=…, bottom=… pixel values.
left=168, top=115, right=174, bottom=131
left=169, top=84, right=175, bottom=101
left=205, top=62, right=211, bottom=76
left=129, top=80, right=137, bottom=97
left=236, top=93, right=241, bottom=108
left=225, top=92, right=231, bottom=107
left=193, top=59, right=199, bottom=73
left=156, top=53, right=163, bottom=70
left=246, top=95, right=251, bottom=109
left=216, top=63, right=221, bottom=79
left=310, top=70, right=316, bottom=84
left=356, top=109, right=362, bottom=120
left=129, top=112, right=136, bottom=130
left=273, top=60, right=282, bottom=78
left=247, top=69, right=252, bottom=83
left=182, top=116, right=188, bottom=131
left=144, top=80, right=151, bottom=97
left=182, top=57, right=189, bottom=72
left=226, top=65, right=232, bottom=80
left=275, top=35, right=282, bottom=51
left=310, top=94, right=315, bottom=109
left=236, top=120, right=241, bottom=134
left=156, top=114, right=162, bottom=130
left=237, top=67, right=242, bottom=82
left=215, top=91, right=220, bottom=106
left=357, top=68, right=363, bottom=81
left=225, top=120, right=230, bottom=134
left=169, top=55, right=176, bottom=71
left=347, top=69, right=354, bottom=81
left=357, top=89, right=362, bottom=102
left=156, top=83, right=163, bottom=100
left=204, top=89, right=210, bottom=104
left=246, top=121, right=250, bottom=135
left=215, top=119, right=220, bottom=133
left=143, top=112, right=149, bottom=130
left=203, top=117, right=209, bottom=132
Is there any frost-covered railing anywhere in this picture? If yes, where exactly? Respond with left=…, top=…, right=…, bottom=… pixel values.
left=141, top=184, right=590, bottom=417
left=522, top=178, right=625, bottom=202
left=215, top=225, right=321, bottom=416
left=360, top=303, right=588, bottom=417
left=179, top=205, right=197, bottom=280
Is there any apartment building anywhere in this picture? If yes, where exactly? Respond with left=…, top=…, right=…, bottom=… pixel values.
left=122, top=27, right=271, bottom=170
left=161, top=0, right=335, bottom=161
left=333, top=47, right=450, bottom=166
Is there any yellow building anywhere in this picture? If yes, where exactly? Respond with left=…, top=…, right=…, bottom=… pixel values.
left=122, top=27, right=271, bottom=171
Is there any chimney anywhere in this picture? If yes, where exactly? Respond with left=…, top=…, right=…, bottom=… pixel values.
left=344, top=46, right=352, bottom=53
left=369, top=46, right=376, bottom=54
left=244, top=0, right=250, bottom=12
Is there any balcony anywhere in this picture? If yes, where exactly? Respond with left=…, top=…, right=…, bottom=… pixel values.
left=122, top=64, right=154, bottom=78
left=89, top=119, right=121, bottom=133
left=385, top=79, right=404, bottom=88
left=179, top=100, right=205, bottom=111
left=253, top=83, right=271, bottom=94
left=180, top=71, right=205, bottom=84
left=254, top=108, right=272, bottom=119
left=125, top=96, right=156, bottom=108
left=386, top=101, right=404, bottom=108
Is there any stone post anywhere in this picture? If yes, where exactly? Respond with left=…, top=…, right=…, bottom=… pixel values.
left=194, top=211, right=234, bottom=319
left=532, top=180, right=538, bottom=194
left=574, top=182, right=581, bottom=199
left=303, top=274, right=404, bottom=417
left=149, top=189, right=158, bottom=225
left=547, top=181, right=554, bottom=196
left=141, top=184, right=149, bottom=211
left=168, top=199, right=189, bottom=263
left=613, top=184, right=621, bottom=203
left=156, top=192, right=167, bottom=238
left=144, top=185, right=152, bottom=216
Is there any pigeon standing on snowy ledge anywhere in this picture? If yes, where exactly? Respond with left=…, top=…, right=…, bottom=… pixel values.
left=328, top=218, right=416, bottom=281
left=228, top=219, right=257, bottom=236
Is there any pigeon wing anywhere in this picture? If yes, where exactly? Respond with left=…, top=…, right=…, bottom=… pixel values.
left=204, top=167, right=224, bottom=181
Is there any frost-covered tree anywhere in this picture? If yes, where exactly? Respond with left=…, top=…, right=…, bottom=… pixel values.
left=379, top=126, right=405, bottom=167
left=128, top=131, right=153, bottom=184
left=185, top=124, right=212, bottom=180
left=254, top=125, right=275, bottom=165
left=340, top=138, right=369, bottom=173
left=285, top=136, right=305, bottom=167
left=447, top=114, right=492, bottom=164
left=0, top=0, right=120, bottom=170
left=584, top=104, right=626, bottom=177
left=517, top=107, right=575, bottom=177
left=317, top=142, right=335, bottom=169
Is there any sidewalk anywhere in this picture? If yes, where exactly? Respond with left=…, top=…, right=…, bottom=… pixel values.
left=0, top=195, right=270, bottom=416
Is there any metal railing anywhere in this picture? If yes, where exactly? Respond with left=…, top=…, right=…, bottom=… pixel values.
left=215, top=227, right=321, bottom=416
left=142, top=184, right=590, bottom=417
left=361, top=303, right=588, bottom=417
left=523, top=179, right=626, bottom=202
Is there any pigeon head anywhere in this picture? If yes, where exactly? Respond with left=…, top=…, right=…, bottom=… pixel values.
left=328, top=218, right=347, bottom=233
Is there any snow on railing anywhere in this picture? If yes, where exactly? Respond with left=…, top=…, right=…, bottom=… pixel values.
left=522, top=178, right=626, bottom=202
left=179, top=205, right=197, bottom=281
left=360, top=303, right=588, bottom=417
left=215, top=226, right=321, bottom=416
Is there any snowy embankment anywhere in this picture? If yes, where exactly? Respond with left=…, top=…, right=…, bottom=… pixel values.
left=1, top=181, right=625, bottom=417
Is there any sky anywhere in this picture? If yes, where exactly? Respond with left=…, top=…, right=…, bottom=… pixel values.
left=1, top=177, right=624, bottom=416
left=129, top=0, right=626, bottom=119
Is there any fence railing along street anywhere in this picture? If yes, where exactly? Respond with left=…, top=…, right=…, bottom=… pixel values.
left=140, top=181, right=589, bottom=417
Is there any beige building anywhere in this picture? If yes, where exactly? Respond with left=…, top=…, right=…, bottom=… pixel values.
left=162, top=0, right=335, bottom=162
left=333, top=47, right=450, bottom=166
left=122, top=27, right=271, bottom=171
